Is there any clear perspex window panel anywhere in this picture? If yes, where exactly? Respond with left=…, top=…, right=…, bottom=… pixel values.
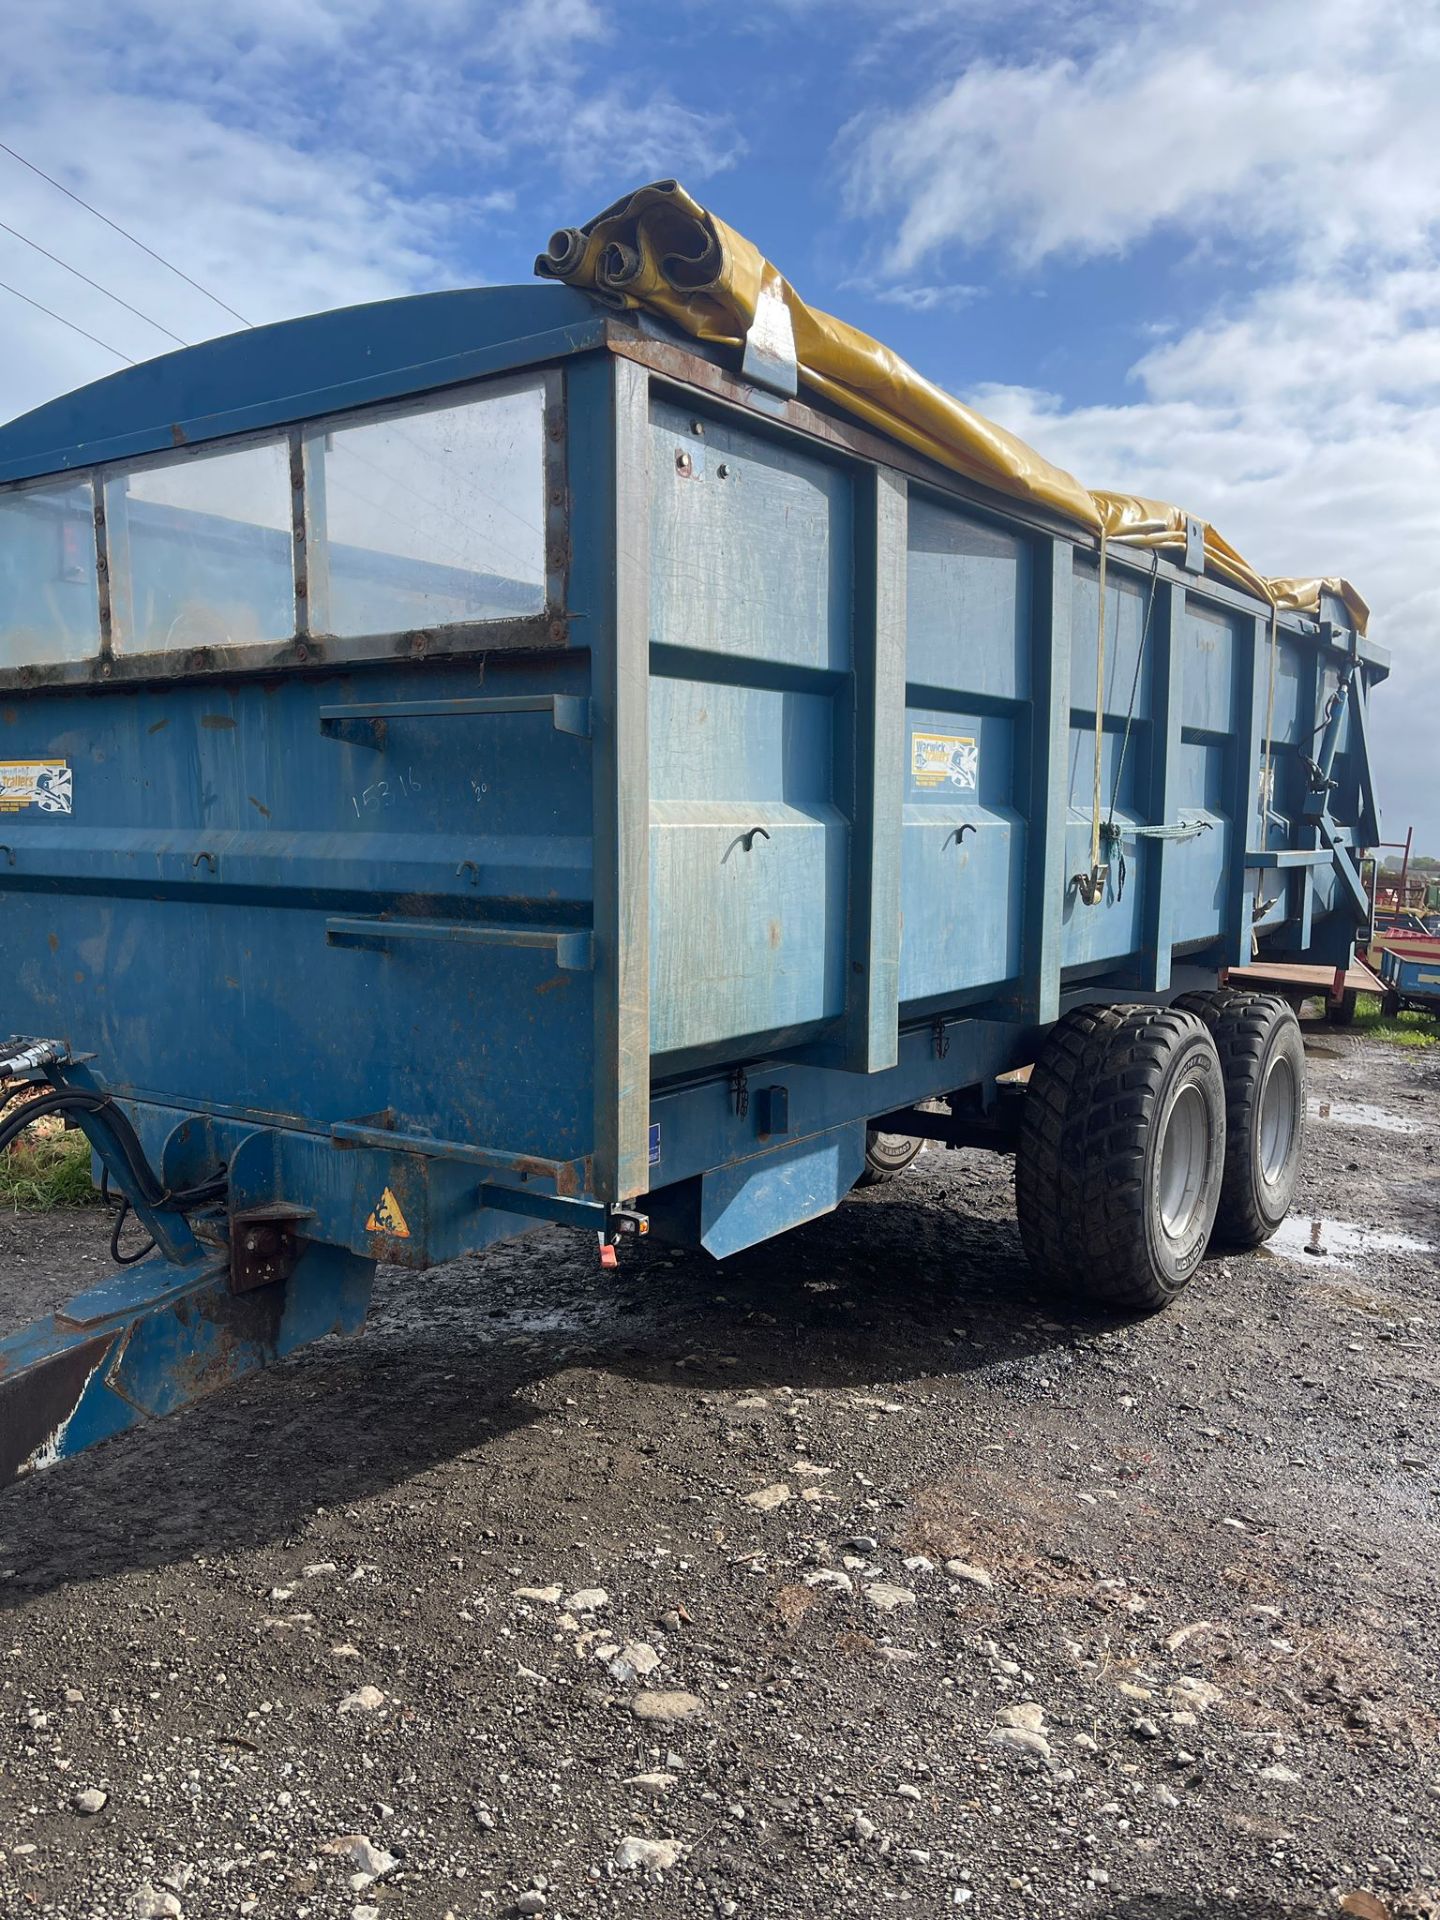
left=0, top=477, right=101, bottom=667
left=106, top=440, right=295, bottom=652
left=316, top=384, right=547, bottom=635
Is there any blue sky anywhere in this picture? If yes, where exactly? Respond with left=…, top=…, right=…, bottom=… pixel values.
left=2, top=0, right=1437, bottom=846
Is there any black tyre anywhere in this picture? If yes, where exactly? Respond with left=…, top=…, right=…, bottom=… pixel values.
left=1016, top=1005, right=1225, bottom=1311
left=855, top=1129, right=925, bottom=1187
left=1174, top=990, right=1305, bottom=1247
left=1382, top=988, right=1401, bottom=1019
left=1327, top=988, right=1358, bottom=1026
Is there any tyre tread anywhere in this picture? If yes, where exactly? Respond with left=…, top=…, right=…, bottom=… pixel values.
left=1016, top=1004, right=1219, bottom=1312
left=1173, top=989, right=1304, bottom=1246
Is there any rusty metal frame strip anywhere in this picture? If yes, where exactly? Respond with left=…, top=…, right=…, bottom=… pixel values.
left=542, top=374, right=571, bottom=622
left=287, top=425, right=313, bottom=640
left=0, top=615, right=572, bottom=695
left=91, top=474, right=114, bottom=663
left=100, top=467, right=134, bottom=665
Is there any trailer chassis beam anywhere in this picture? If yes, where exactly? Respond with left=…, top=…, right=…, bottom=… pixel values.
left=0, top=1241, right=373, bottom=1488
left=872, top=1102, right=1023, bottom=1155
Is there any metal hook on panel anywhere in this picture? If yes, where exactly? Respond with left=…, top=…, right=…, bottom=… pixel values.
left=740, top=826, right=770, bottom=852
left=946, top=824, right=976, bottom=848
left=456, top=860, right=480, bottom=887
left=1071, top=864, right=1109, bottom=906
left=0, top=846, right=13, bottom=868
left=192, top=851, right=217, bottom=874
left=1072, top=823, right=1121, bottom=905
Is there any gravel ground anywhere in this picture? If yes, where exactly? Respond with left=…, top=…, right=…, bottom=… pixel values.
left=1, top=1024, right=1437, bottom=1920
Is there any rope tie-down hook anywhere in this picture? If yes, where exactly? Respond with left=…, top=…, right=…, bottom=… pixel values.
left=1073, top=525, right=1113, bottom=905
left=721, top=826, right=771, bottom=866
left=1073, top=542, right=1167, bottom=908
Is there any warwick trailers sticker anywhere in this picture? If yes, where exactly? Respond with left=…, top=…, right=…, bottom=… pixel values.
left=0, top=760, right=72, bottom=814
left=910, top=730, right=978, bottom=792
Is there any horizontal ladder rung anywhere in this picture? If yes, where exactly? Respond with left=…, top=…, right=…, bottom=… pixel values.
left=330, top=1120, right=590, bottom=1197
left=325, top=917, right=592, bottom=970
left=1245, top=849, right=1331, bottom=869
left=319, top=695, right=589, bottom=746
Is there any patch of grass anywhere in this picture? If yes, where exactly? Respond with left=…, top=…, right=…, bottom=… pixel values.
left=0, top=1112, right=100, bottom=1210
left=1350, top=992, right=1440, bottom=1048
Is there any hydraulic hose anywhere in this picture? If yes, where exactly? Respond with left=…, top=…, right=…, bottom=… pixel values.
left=0, top=1086, right=226, bottom=1214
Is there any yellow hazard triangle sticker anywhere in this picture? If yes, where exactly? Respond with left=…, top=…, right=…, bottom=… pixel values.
left=365, top=1187, right=411, bottom=1238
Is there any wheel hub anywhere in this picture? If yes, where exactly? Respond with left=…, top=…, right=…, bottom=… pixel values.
left=1258, top=1053, right=1296, bottom=1187
left=1158, top=1081, right=1209, bottom=1241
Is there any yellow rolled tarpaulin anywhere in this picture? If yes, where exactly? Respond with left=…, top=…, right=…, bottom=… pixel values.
left=536, top=181, right=1368, bottom=636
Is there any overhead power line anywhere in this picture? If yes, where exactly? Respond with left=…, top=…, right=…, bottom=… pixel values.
left=0, top=218, right=190, bottom=348
left=0, top=138, right=253, bottom=329
left=0, top=276, right=136, bottom=364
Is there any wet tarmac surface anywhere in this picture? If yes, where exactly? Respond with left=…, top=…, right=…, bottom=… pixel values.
left=1, top=1023, right=1437, bottom=1919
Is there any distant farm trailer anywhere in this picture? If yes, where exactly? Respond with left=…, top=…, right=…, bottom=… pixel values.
left=0, top=275, right=1385, bottom=1484
left=1377, top=939, right=1440, bottom=1019
left=1224, top=957, right=1385, bottom=1025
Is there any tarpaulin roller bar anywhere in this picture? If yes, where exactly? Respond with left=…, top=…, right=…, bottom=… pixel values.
left=536, top=181, right=1368, bottom=635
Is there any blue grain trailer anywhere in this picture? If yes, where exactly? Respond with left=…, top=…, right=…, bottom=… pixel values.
left=1377, top=938, right=1440, bottom=1019
left=0, top=264, right=1384, bottom=1484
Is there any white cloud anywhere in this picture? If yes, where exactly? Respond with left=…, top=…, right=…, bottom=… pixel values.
left=0, top=90, right=458, bottom=422
left=0, top=0, right=742, bottom=423
left=837, top=0, right=1440, bottom=845
left=1134, top=272, right=1440, bottom=418
left=969, top=267, right=1440, bottom=848
left=843, top=0, right=1440, bottom=271
left=869, top=282, right=984, bottom=313
left=501, top=0, right=608, bottom=65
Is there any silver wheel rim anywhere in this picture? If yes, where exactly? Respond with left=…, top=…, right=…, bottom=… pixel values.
left=1258, top=1053, right=1296, bottom=1188
left=1158, top=1082, right=1209, bottom=1242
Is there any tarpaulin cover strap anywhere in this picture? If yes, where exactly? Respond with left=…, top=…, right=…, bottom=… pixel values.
left=536, top=180, right=1369, bottom=635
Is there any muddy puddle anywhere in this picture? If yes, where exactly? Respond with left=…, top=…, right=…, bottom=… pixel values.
left=1308, top=1096, right=1421, bottom=1133
left=1267, top=1211, right=1434, bottom=1268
